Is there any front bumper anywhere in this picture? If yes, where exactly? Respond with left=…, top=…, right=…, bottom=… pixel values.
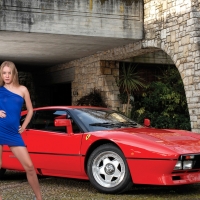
left=127, top=159, right=200, bottom=185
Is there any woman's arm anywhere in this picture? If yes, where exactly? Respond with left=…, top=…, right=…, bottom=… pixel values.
left=19, top=85, right=33, bottom=133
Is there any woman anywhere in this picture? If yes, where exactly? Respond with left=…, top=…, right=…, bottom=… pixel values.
left=0, top=61, right=42, bottom=200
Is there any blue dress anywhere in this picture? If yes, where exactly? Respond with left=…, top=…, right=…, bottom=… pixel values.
left=0, top=86, right=25, bottom=146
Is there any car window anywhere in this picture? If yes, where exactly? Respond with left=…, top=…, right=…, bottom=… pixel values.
left=21, top=109, right=82, bottom=133
left=72, top=108, right=141, bottom=132
left=66, top=112, right=82, bottom=133
left=29, top=109, right=67, bottom=133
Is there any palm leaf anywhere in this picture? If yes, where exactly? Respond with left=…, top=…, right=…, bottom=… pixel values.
left=117, top=63, right=146, bottom=93
left=116, top=63, right=146, bottom=116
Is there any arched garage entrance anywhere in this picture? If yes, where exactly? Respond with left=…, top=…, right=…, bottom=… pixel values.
left=118, top=53, right=190, bottom=130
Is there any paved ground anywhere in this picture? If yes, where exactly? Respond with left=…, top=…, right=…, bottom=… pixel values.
left=0, top=170, right=94, bottom=200
left=1, top=170, right=200, bottom=200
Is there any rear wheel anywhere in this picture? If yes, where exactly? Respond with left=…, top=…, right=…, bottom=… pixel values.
left=87, top=143, right=132, bottom=194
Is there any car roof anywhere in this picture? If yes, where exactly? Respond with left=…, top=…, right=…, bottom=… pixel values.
left=21, top=106, right=109, bottom=114
left=33, top=106, right=109, bottom=111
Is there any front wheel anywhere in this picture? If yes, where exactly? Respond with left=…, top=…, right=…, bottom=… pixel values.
left=87, top=143, right=132, bottom=194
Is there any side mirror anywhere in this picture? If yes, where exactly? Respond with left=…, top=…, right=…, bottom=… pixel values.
left=144, top=118, right=150, bottom=127
left=54, top=119, right=73, bottom=134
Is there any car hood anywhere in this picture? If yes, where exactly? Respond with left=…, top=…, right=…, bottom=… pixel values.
left=112, top=127, right=200, bottom=154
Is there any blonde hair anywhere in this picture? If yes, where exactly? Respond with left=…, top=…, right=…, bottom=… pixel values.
left=0, top=61, right=19, bottom=86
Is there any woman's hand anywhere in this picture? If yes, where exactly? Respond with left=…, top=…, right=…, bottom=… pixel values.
left=18, top=126, right=25, bottom=134
left=0, top=110, right=6, bottom=118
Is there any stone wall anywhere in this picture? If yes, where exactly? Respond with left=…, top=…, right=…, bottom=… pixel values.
left=73, top=60, right=120, bottom=108
left=143, top=0, right=200, bottom=132
left=47, top=41, right=158, bottom=109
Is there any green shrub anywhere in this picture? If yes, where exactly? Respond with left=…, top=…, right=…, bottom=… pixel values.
left=131, top=66, right=191, bottom=130
left=76, top=89, right=107, bottom=107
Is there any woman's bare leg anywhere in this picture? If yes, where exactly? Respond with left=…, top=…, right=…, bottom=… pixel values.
left=0, top=145, right=3, bottom=200
left=10, top=146, right=42, bottom=200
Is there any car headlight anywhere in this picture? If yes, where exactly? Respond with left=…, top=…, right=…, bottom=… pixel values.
left=174, top=154, right=195, bottom=170
left=183, top=160, right=193, bottom=169
left=174, top=161, right=182, bottom=170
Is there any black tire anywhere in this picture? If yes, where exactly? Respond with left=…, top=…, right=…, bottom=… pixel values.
left=0, top=168, right=6, bottom=179
left=87, top=143, right=132, bottom=194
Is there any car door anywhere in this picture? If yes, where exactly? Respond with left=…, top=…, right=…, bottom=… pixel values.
left=23, top=109, right=84, bottom=178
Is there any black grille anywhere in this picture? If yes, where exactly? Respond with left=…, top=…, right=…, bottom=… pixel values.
left=193, top=155, right=200, bottom=169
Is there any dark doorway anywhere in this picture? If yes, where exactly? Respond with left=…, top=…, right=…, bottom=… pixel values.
left=50, top=83, right=72, bottom=106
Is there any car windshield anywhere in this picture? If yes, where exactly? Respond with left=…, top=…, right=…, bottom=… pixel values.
left=72, top=108, right=142, bottom=132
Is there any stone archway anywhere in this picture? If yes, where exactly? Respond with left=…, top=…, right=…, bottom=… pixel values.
left=142, top=0, right=200, bottom=132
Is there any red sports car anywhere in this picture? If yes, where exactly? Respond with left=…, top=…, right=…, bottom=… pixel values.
left=1, top=106, right=200, bottom=193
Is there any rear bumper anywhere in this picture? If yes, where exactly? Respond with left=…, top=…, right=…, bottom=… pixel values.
left=127, top=159, right=200, bottom=185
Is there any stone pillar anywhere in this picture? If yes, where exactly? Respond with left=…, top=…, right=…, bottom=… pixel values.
left=99, top=61, right=121, bottom=109
left=72, top=60, right=120, bottom=110
left=143, top=0, right=200, bottom=132
left=72, top=60, right=101, bottom=104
